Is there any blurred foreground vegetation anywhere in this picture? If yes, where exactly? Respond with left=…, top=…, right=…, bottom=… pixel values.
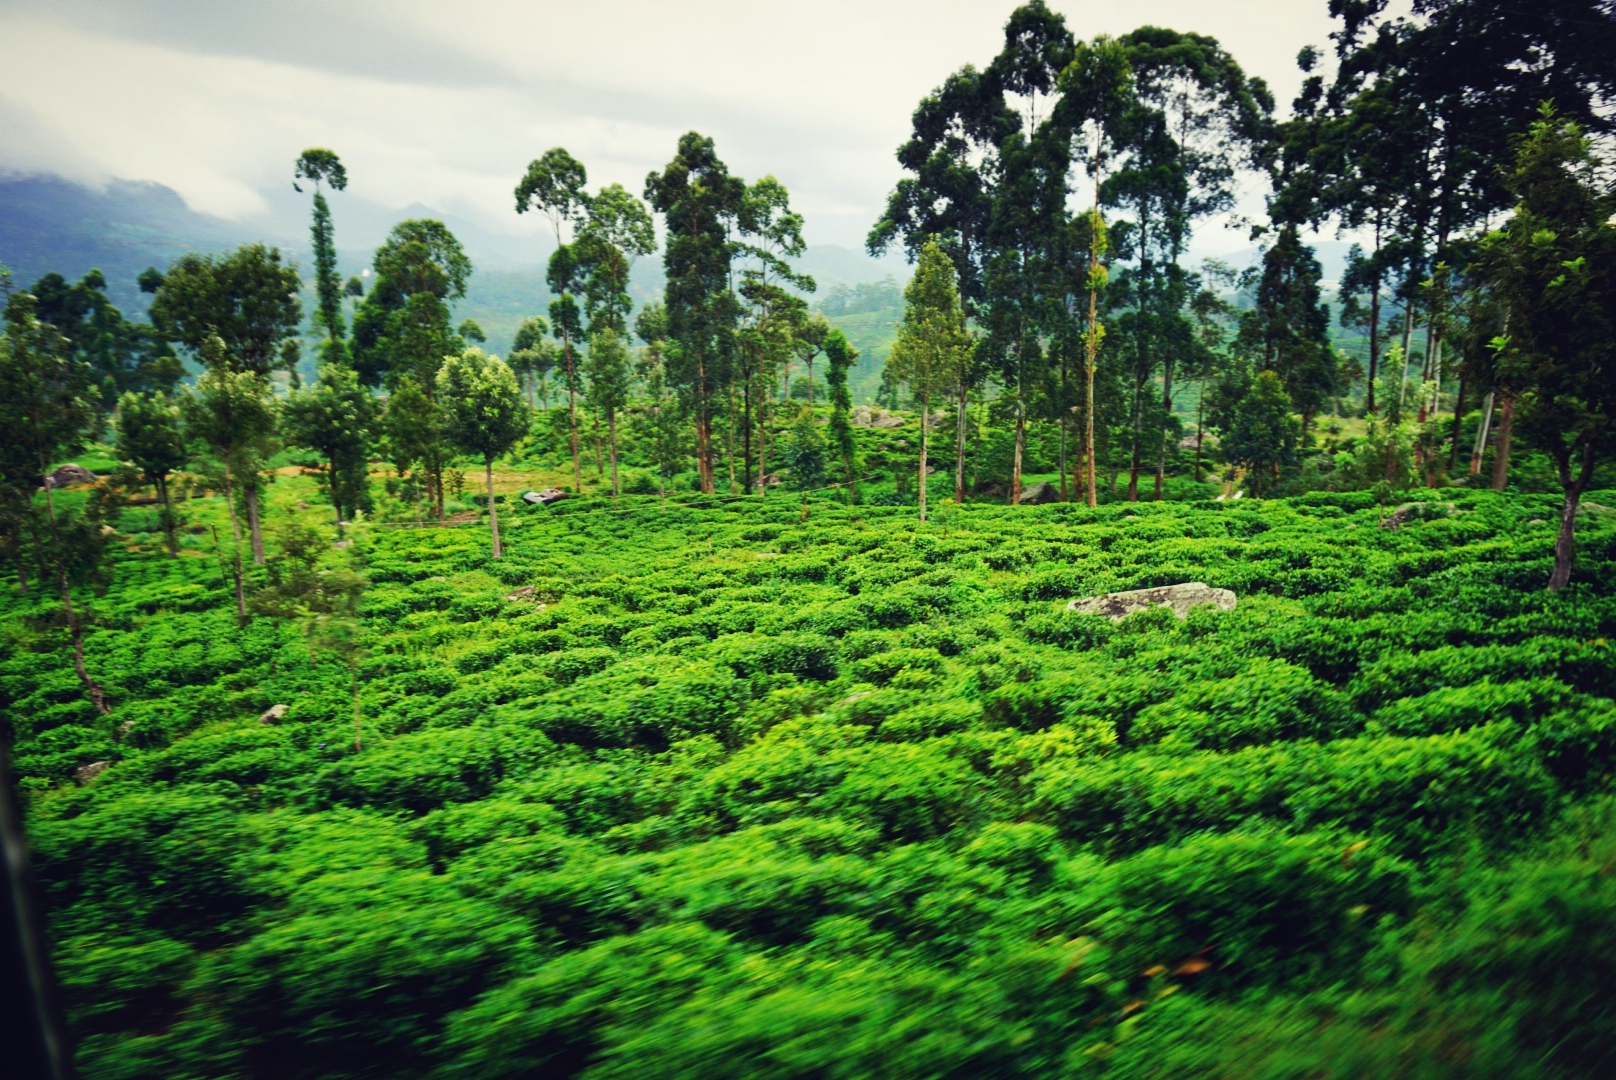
left=8, top=473, right=1616, bottom=1078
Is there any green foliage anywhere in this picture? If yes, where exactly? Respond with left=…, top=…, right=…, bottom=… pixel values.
left=9, top=481, right=1616, bottom=1077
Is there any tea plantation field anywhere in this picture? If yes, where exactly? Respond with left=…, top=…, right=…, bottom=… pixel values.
left=8, top=487, right=1616, bottom=1078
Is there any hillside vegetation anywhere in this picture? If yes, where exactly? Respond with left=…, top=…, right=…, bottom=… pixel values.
left=10, top=476, right=1616, bottom=1078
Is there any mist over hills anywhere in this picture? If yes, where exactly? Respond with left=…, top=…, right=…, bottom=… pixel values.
left=0, top=172, right=910, bottom=361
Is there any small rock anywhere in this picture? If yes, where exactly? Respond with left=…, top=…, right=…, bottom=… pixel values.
left=1380, top=501, right=1457, bottom=530
left=523, top=488, right=568, bottom=505
left=1017, top=481, right=1063, bottom=505
left=75, top=760, right=110, bottom=784
left=1066, top=582, right=1237, bottom=621
left=259, top=704, right=289, bottom=725
left=505, top=585, right=537, bottom=602
left=45, top=463, right=97, bottom=489
left=1526, top=519, right=1546, bottom=526
left=333, top=539, right=353, bottom=549
left=852, top=406, right=904, bottom=429
left=297, top=501, right=310, bottom=510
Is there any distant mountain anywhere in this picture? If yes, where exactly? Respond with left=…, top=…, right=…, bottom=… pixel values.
left=0, top=174, right=268, bottom=313
left=0, top=173, right=905, bottom=345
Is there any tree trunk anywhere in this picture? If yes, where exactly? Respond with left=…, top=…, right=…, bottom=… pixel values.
left=220, top=468, right=248, bottom=622
left=592, top=410, right=605, bottom=478
left=1154, top=359, right=1173, bottom=500
left=1058, top=410, right=1068, bottom=503
left=1084, top=346, right=1098, bottom=509
left=1193, top=383, right=1206, bottom=483
left=1490, top=394, right=1515, bottom=492
left=918, top=390, right=930, bottom=523
left=1396, top=305, right=1416, bottom=418
left=608, top=409, right=620, bottom=500
left=1365, top=269, right=1382, bottom=414
left=245, top=479, right=265, bottom=565
left=726, top=385, right=738, bottom=494
left=156, top=473, right=178, bottom=556
left=564, top=338, right=582, bottom=493
left=695, top=409, right=713, bottom=494
left=485, top=458, right=501, bottom=559
left=1010, top=400, right=1025, bottom=506
left=1549, top=442, right=1596, bottom=592
left=954, top=384, right=968, bottom=505
left=741, top=368, right=753, bottom=495
left=54, top=557, right=108, bottom=716
left=1470, top=391, right=1494, bottom=476
left=1448, top=376, right=1466, bottom=471
left=328, top=455, right=343, bottom=529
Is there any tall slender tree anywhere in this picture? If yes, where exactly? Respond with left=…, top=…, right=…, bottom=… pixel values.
left=438, top=349, right=529, bottom=560
left=645, top=133, right=747, bottom=495
left=516, top=149, right=591, bottom=491
left=180, top=338, right=276, bottom=621
left=114, top=390, right=187, bottom=555
left=887, top=241, right=974, bottom=523
left=294, top=148, right=350, bottom=355
left=1481, top=108, right=1615, bottom=591
left=823, top=328, right=860, bottom=504
left=283, top=363, right=377, bottom=528
left=149, top=244, right=301, bottom=562
left=1057, top=35, right=1135, bottom=506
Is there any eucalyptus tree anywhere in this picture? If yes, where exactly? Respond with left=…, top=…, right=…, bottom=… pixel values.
left=0, top=294, right=110, bottom=713
left=438, top=349, right=529, bottom=559
left=1056, top=34, right=1134, bottom=506
left=867, top=61, right=1010, bottom=316
left=635, top=305, right=686, bottom=504
left=351, top=219, right=472, bottom=389
left=823, top=328, right=861, bottom=503
left=1236, top=226, right=1337, bottom=435
left=382, top=377, right=451, bottom=523
left=149, top=244, right=301, bottom=562
left=510, top=315, right=553, bottom=408
left=180, top=336, right=276, bottom=621
left=283, top=363, right=377, bottom=528
left=18, top=268, right=180, bottom=408
left=645, top=132, right=747, bottom=494
left=577, top=182, right=656, bottom=335
left=148, top=244, right=303, bottom=378
left=736, top=175, right=814, bottom=494
left=516, top=148, right=591, bottom=490
left=888, top=242, right=974, bottom=523
left=1109, top=28, right=1273, bottom=498
left=585, top=328, right=631, bottom=499
left=1480, top=108, right=1615, bottom=591
left=349, top=219, right=470, bottom=518
left=293, top=148, right=349, bottom=354
left=1316, top=0, right=1616, bottom=423
left=115, top=390, right=187, bottom=555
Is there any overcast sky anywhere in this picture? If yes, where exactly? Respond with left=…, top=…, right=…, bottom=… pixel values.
left=0, top=0, right=1341, bottom=256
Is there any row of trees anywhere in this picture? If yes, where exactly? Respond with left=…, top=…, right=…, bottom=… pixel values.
left=866, top=0, right=1614, bottom=590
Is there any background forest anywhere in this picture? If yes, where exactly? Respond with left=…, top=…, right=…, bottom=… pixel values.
left=3, top=0, right=1616, bottom=1077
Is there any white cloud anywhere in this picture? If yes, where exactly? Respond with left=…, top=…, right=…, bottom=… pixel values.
left=0, top=0, right=1340, bottom=250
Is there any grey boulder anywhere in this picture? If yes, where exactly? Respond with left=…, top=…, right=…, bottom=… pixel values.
left=1066, top=582, right=1237, bottom=621
left=46, top=463, right=97, bottom=488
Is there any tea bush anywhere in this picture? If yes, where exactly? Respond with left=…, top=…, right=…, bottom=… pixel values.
left=7, top=484, right=1616, bottom=1077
